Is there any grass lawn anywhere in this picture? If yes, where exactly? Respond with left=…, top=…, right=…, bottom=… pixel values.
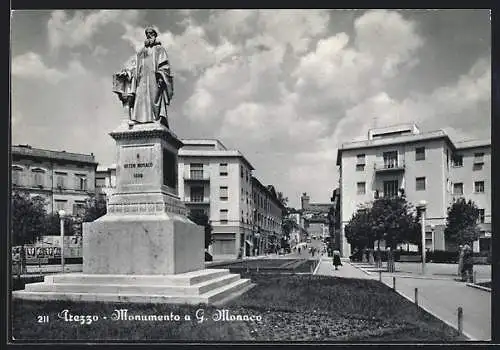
left=11, top=273, right=466, bottom=342
left=209, top=259, right=318, bottom=273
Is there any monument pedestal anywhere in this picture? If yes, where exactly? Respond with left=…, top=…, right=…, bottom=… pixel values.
left=13, top=122, right=252, bottom=304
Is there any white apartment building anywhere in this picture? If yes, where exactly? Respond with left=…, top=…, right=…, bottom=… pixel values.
left=178, top=139, right=256, bottom=260
left=336, top=124, right=491, bottom=257
left=95, top=164, right=117, bottom=202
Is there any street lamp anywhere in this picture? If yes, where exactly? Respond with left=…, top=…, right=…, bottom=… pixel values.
left=416, top=200, right=427, bottom=275
left=58, top=210, right=66, bottom=273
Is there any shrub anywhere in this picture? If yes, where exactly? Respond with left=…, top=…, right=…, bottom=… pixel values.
left=426, top=250, right=458, bottom=263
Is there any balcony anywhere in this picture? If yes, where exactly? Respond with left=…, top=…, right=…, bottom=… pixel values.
left=184, top=197, right=210, bottom=205
left=374, top=160, right=405, bottom=173
left=183, top=170, right=210, bottom=182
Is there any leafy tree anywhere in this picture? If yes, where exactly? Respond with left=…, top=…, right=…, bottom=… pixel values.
left=345, top=208, right=373, bottom=251
left=276, top=191, right=288, bottom=207
left=445, top=198, right=481, bottom=246
left=282, top=216, right=298, bottom=240
left=188, top=211, right=213, bottom=249
left=11, top=190, right=47, bottom=245
left=370, top=196, right=420, bottom=250
left=43, top=212, right=76, bottom=236
left=83, top=194, right=107, bottom=222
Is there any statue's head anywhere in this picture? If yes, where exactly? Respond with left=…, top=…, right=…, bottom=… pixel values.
left=145, top=26, right=158, bottom=39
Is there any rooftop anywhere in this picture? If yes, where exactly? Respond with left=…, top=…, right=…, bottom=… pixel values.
left=12, top=145, right=97, bottom=165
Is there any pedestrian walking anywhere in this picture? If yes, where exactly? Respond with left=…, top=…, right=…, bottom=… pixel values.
left=462, top=244, right=474, bottom=282
left=458, top=245, right=464, bottom=277
left=332, top=249, right=342, bottom=270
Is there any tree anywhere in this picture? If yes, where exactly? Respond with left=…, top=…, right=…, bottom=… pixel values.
left=369, top=196, right=419, bottom=250
left=345, top=209, right=373, bottom=251
left=11, top=190, right=47, bottom=245
left=188, top=211, right=213, bottom=249
left=276, top=191, right=288, bottom=207
left=282, top=216, right=298, bottom=239
left=43, top=212, right=76, bottom=236
left=445, top=198, right=481, bottom=246
left=83, top=194, right=107, bottom=222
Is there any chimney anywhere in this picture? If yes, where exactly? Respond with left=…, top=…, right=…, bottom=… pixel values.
left=301, top=192, right=310, bottom=210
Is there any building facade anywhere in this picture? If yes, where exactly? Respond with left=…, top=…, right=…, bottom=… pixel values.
left=336, top=124, right=491, bottom=257
left=178, top=139, right=256, bottom=260
left=12, top=145, right=98, bottom=218
left=95, top=164, right=117, bottom=202
left=251, top=179, right=286, bottom=255
left=300, top=192, right=334, bottom=241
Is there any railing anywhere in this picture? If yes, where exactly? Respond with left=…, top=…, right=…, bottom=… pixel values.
left=183, top=170, right=210, bottom=181
left=184, top=197, right=210, bottom=204
left=374, top=160, right=405, bottom=172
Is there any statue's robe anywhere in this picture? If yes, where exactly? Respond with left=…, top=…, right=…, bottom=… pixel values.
left=131, top=43, right=173, bottom=124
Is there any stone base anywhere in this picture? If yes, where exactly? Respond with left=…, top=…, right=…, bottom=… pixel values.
left=12, top=269, right=252, bottom=304
left=83, top=214, right=204, bottom=275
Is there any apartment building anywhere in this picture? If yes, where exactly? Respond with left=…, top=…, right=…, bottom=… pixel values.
left=251, top=178, right=286, bottom=255
left=95, top=164, right=117, bottom=202
left=336, top=124, right=491, bottom=257
left=178, top=139, right=256, bottom=260
left=11, top=144, right=98, bottom=216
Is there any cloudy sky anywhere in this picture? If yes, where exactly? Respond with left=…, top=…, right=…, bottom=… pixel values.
left=11, top=9, right=491, bottom=207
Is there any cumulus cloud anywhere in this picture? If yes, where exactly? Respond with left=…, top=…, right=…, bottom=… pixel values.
left=48, top=10, right=141, bottom=51
left=12, top=52, right=86, bottom=83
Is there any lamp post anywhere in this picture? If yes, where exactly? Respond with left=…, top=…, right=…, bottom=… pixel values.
left=416, top=200, right=427, bottom=275
left=58, top=210, right=66, bottom=273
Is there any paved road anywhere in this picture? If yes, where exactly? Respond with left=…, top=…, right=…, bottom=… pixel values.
left=315, top=258, right=491, bottom=341
left=380, top=274, right=491, bottom=341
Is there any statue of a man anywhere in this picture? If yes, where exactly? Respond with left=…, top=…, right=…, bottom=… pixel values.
left=113, top=26, right=174, bottom=128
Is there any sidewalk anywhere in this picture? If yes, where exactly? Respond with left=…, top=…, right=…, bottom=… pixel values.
left=319, top=259, right=490, bottom=341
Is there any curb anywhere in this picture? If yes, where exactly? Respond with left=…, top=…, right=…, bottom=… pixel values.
left=466, top=283, right=491, bottom=293
left=312, top=258, right=321, bottom=275
left=379, top=278, right=476, bottom=341
left=348, top=263, right=373, bottom=276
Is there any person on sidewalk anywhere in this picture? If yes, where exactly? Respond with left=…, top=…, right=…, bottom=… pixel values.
left=462, top=244, right=474, bottom=282
left=332, top=249, right=342, bottom=270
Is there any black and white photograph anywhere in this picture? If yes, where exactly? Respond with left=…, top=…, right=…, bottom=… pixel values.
left=9, top=9, right=492, bottom=343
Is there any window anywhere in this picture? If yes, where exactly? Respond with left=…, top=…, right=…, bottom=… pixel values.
left=452, top=154, right=463, bottom=167
left=474, top=152, right=484, bottom=164
left=453, top=183, right=463, bottom=195
left=416, top=177, right=426, bottom=191
left=220, top=186, right=228, bottom=201
left=383, top=151, right=398, bottom=168
left=56, top=172, right=67, bottom=188
left=415, top=147, right=425, bottom=161
left=356, top=182, right=366, bottom=195
left=12, top=167, right=22, bottom=186
left=219, top=163, right=228, bottom=176
left=55, top=200, right=67, bottom=212
left=356, top=154, right=365, bottom=171
left=220, top=209, right=228, bottom=224
left=475, top=181, right=485, bottom=193
left=32, top=169, right=45, bottom=187
left=478, top=209, right=485, bottom=224
left=190, top=186, right=204, bottom=202
left=240, top=166, right=244, bottom=178
left=213, top=240, right=235, bottom=255
left=95, top=177, right=106, bottom=188
left=383, top=180, right=399, bottom=197
left=78, top=176, right=87, bottom=191
left=73, top=202, right=86, bottom=216
left=190, top=163, right=204, bottom=180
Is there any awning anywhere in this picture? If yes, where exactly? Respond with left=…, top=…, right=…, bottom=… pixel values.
left=245, top=240, right=254, bottom=246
